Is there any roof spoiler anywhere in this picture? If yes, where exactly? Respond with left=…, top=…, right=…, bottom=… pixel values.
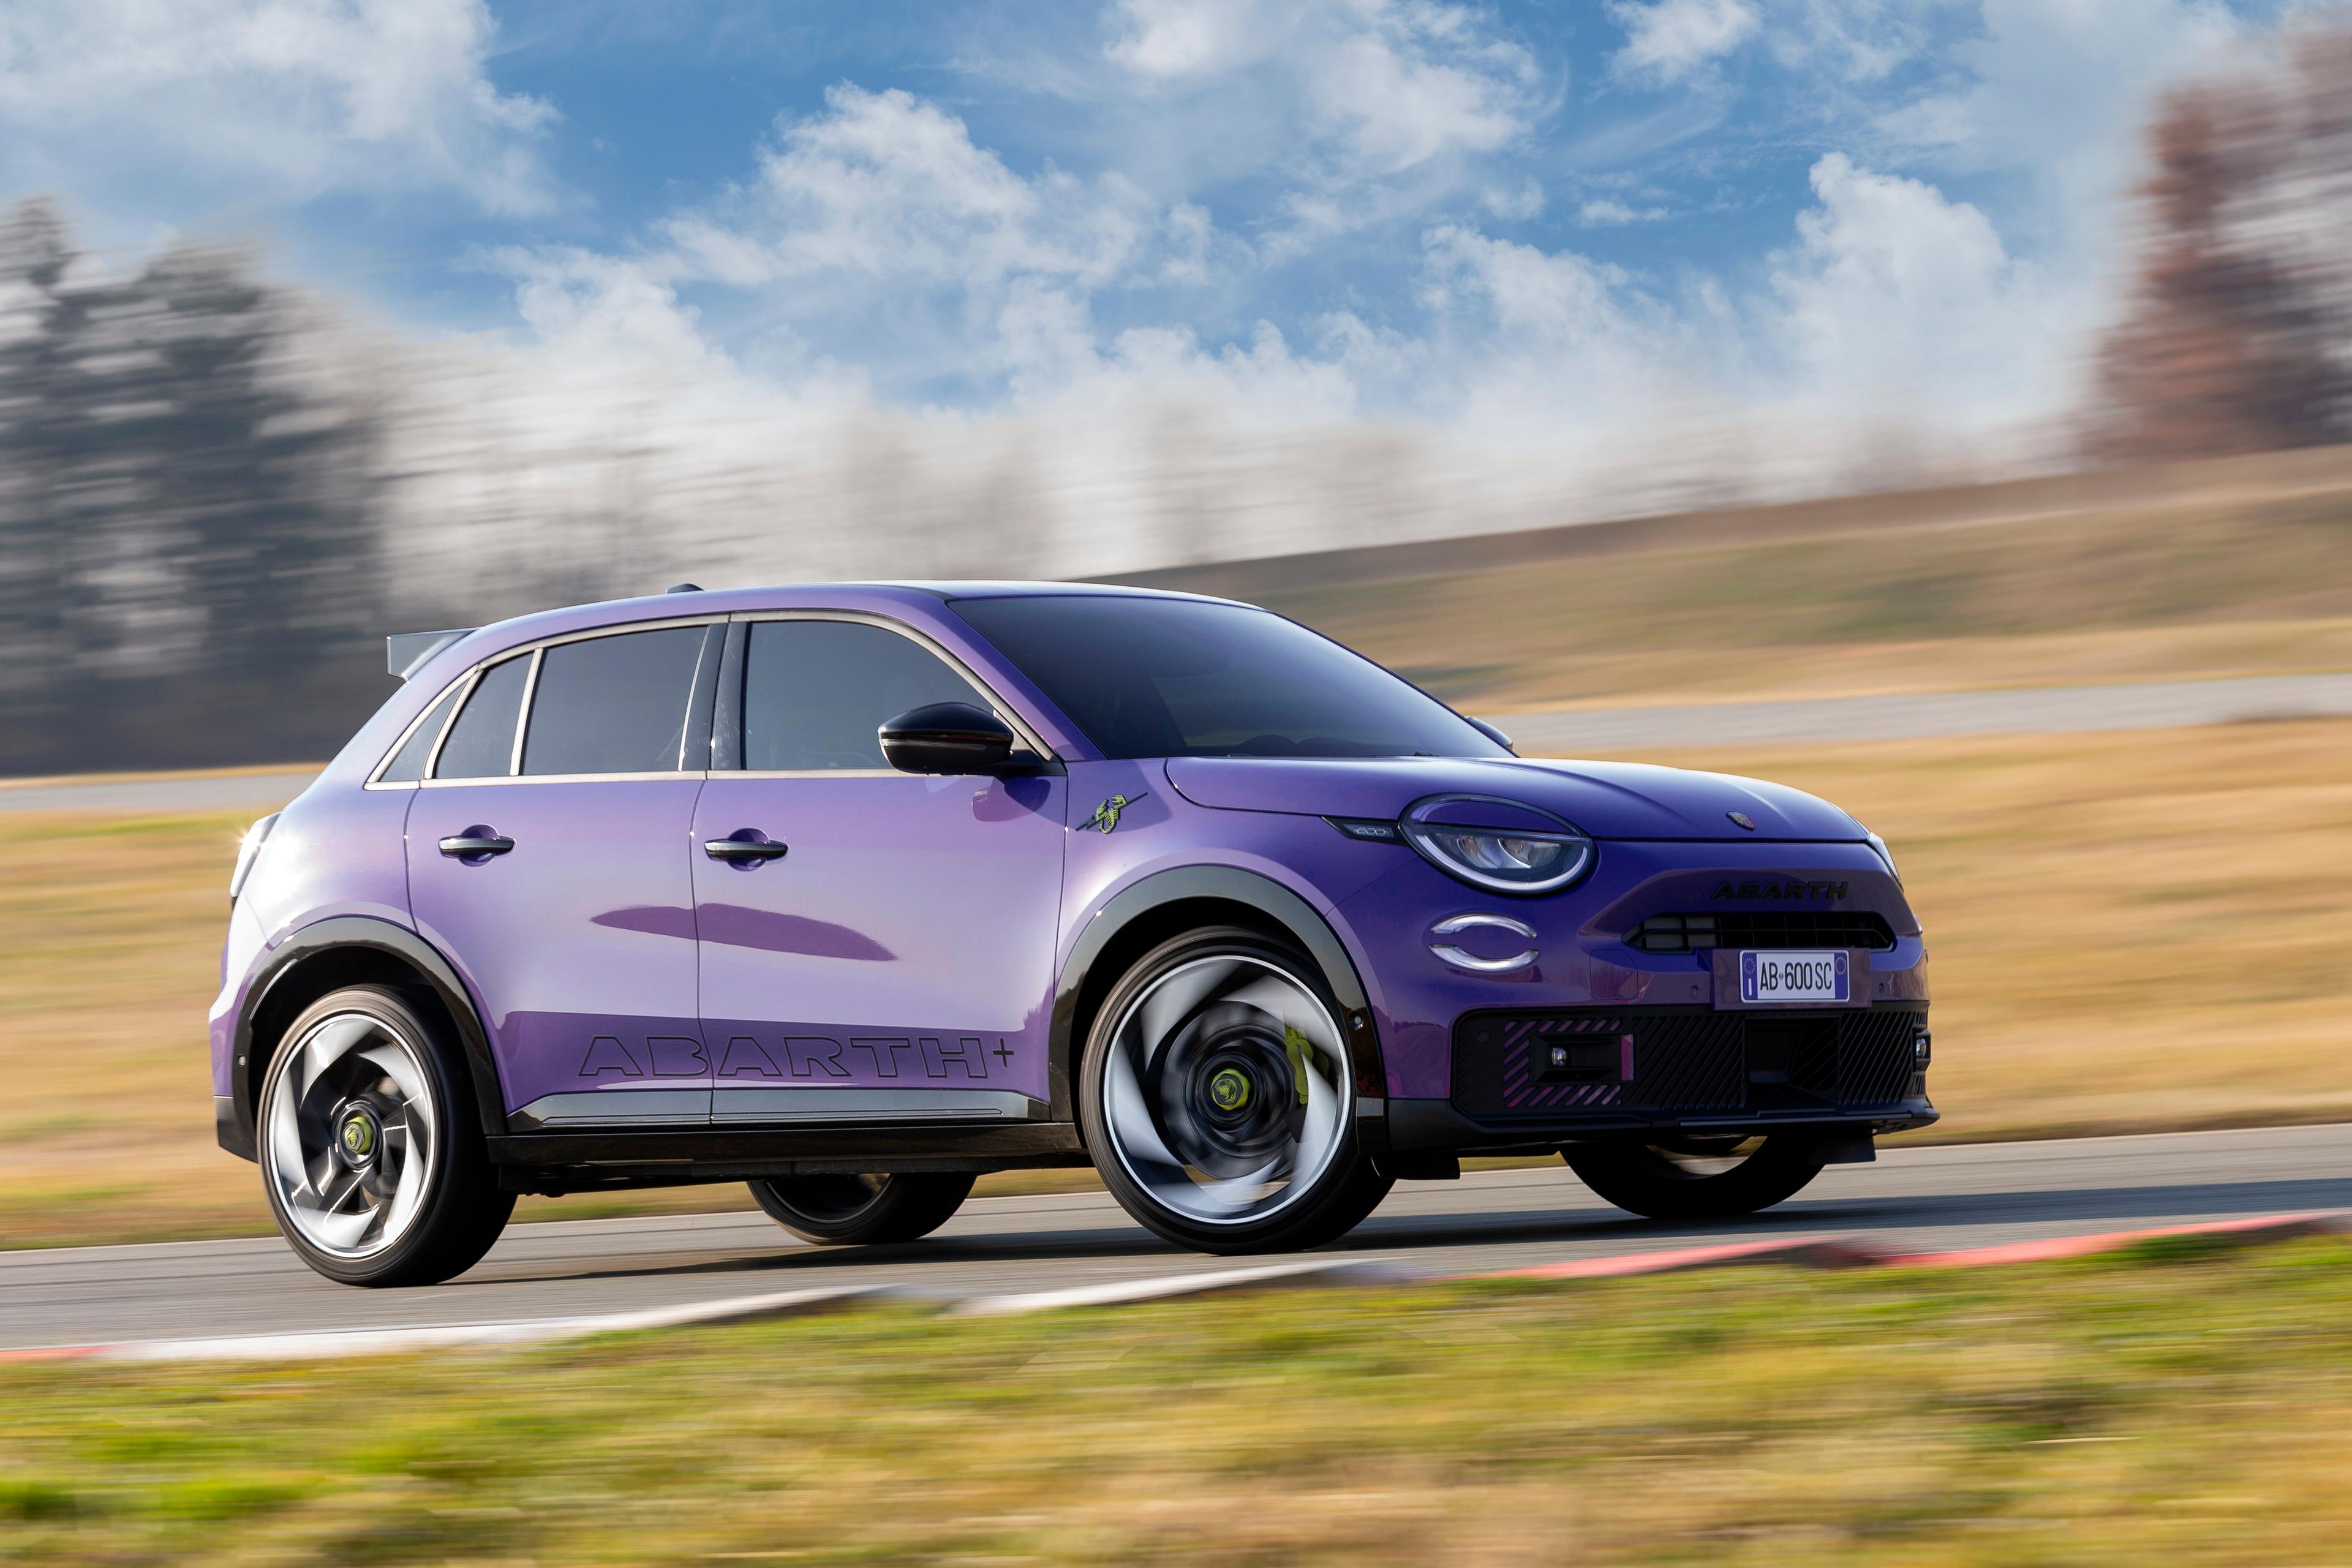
left=386, top=628, right=474, bottom=680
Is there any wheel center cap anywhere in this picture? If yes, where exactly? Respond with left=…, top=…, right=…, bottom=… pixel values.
left=337, top=1106, right=380, bottom=1166
left=1208, top=1067, right=1251, bottom=1112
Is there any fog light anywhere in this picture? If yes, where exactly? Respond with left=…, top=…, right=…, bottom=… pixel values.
left=1913, top=1028, right=1932, bottom=1068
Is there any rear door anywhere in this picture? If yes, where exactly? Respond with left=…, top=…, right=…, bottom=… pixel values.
left=406, top=620, right=723, bottom=1130
left=692, top=615, right=1066, bottom=1126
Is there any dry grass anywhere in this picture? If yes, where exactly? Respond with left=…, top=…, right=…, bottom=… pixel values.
left=2, top=715, right=2348, bottom=1246
left=7, top=1241, right=2352, bottom=1564
left=1632, top=717, right=2352, bottom=1140
left=1226, top=480, right=2352, bottom=710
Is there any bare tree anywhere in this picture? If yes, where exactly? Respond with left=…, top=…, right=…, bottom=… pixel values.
left=2094, top=22, right=2352, bottom=462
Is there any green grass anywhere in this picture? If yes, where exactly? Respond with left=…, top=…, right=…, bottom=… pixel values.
left=9, top=1240, right=2352, bottom=1564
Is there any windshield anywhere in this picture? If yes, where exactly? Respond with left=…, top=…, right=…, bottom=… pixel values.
left=950, top=595, right=1510, bottom=761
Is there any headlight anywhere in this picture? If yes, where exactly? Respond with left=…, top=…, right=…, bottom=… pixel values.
left=1400, top=795, right=1594, bottom=895
left=1864, top=830, right=1901, bottom=885
left=230, top=812, right=281, bottom=903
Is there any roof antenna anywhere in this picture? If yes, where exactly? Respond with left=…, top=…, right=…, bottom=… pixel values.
left=665, top=581, right=704, bottom=594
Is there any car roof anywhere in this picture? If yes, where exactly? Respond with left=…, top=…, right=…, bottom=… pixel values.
left=399, top=580, right=1257, bottom=687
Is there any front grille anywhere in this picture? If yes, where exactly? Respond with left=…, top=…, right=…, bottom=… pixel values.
left=1624, top=912, right=1897, bottom=952
left=1452, top=1006, right=1924, bottom=1121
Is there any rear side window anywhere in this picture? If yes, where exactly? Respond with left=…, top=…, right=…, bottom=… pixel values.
left=379, top=682, right=465, bottom=783
left=741, top=620, right=989, bottom=771
left=522, top=627, right=707, bottom=776
left=431, top=656, right=530, bottom=779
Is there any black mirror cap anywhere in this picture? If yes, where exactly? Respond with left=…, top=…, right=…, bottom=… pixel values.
left=878, top=701, right=1018, bottom=775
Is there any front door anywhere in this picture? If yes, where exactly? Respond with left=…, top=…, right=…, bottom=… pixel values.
left=406, top=622, right=721, bottom=1129
left=692, top=616, right=1066, bottom=1126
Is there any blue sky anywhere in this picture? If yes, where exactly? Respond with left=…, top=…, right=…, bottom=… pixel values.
left=0, top=1, right=2324, bottom=576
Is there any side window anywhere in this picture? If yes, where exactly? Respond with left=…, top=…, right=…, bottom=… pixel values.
left=742, top=620, right=992, bottom=772
left=431, top=655, right=530, bottom=780
left=379, top=682, right=466, bottom=783
left=522, top=627, right=707, bottom=777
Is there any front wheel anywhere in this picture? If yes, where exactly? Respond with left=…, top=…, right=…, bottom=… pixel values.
left=1079, top=927, right=1390, bottom=1254
left=258, top=985, right=513, bottom=1286
left=748, top=1172, right=975, bottom=1245
left=1563, top=1134, right=1826, bottom=1221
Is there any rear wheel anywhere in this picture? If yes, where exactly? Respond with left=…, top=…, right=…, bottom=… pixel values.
left=748, top=1172, right=975, bottom=1245
left=258, top=985, right=513, bottom=1287
left=1079, top=926, right=1390, bottom=1254
left=1563, top=1134, right=1826, bottom=1221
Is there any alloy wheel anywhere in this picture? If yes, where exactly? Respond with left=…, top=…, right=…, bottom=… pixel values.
left=264, top=1010, right=439, bottom=1259
left=1098, top=954, right=1352, bottom=1227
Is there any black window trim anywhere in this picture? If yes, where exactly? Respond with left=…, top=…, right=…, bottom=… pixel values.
left=366, top=613, right=728, bottom=790
left=718, top=609, right=1061, bottom=777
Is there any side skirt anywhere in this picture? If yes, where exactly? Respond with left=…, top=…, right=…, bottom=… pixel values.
left=486, top=1120, right=1088, bottom=1195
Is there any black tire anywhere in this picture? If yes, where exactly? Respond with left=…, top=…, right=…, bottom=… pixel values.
left=748, top=1172, right=976, bottom=1245
left=1563, top=1134, right=1826, bottom=1221
left=1079, top=926, right=1392, bottom=1255
left=257, top=984, right=513, bottom=1287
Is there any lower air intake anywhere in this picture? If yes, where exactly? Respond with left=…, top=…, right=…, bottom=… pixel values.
left=1451, top=1006, right=1925, bottom=1121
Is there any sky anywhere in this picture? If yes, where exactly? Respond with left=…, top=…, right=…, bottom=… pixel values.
left=0, top=0, right=2326, bottom=579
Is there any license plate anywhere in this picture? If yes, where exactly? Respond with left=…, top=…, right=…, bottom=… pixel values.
left=1740, top=950, right=1850, bottom=1005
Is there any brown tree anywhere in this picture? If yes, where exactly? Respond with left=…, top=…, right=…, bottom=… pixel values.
left=2094, top=24, right=2352, bottom=462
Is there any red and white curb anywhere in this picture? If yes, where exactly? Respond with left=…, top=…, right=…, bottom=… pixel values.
left=6, top=1212, right=2343, bottom=1364
left=0, top=1284, right=895, bottom=1366
left=1473, top=1210, right=2352, bottom=1283
left=952, top=1256, right=1410, bottom=1317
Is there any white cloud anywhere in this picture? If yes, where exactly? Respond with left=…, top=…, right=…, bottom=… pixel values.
left=1103, top=0, right=1283, bottom=78
left=1578, top=197, right=1670, bottom=225
left=666, top=85, right=1148, bottom=292
left=1102, top=0, right=1542, bottom=186
left=0, top=0, right=555, bottom=214
left=1608, top=0, right=1762, bottom=84
left=1768, top=153, right=2065, bottom=431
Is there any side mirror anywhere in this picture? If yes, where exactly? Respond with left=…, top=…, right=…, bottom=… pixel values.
left=878, top=702, right=1018, bottom=775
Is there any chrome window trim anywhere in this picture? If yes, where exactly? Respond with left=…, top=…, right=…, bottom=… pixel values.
left=364, top=666, right=482, bottom=791
left=722, top=768, right=907, bottom=780
left=417, top=771, right=709, bottom=788
left=726, top=608, right=1060, bottom=765
left=364, top=614, right=726, bottom=788
left=508, top=647, right=544, bottom=777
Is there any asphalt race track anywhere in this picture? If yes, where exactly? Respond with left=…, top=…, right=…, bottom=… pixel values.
left=6, top=1125, right=2348, bottom=1352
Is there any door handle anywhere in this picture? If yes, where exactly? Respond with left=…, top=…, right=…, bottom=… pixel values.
left=704, top=833, right=788, bottom=862
left=439, top=834, right=514, bottom=858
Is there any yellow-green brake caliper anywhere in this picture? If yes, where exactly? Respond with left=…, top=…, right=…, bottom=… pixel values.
left=1283, top=1024, right=1321, bottom=1107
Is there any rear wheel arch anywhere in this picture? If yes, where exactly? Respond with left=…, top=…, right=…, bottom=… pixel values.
left=232, top=918, right=507, bottom=1157
left=1049, top=867, right=1385, bottom=1133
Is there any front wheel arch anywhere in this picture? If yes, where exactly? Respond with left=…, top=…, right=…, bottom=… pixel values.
left=1050, top=867, right=1386, bottom=1133
left=232, top=918, right=508, bottom=1158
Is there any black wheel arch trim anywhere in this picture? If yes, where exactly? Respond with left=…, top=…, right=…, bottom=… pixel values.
left=1047, top=865, right=1386, bottom=1126
left=224, top=916, right=510, bottom=1161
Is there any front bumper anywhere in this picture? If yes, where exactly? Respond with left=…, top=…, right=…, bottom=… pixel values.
left=1387, top=1000, right=1936, bottom=1152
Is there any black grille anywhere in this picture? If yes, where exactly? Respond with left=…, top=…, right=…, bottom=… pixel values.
left=1624, top=912, right=1897, bottom=952
left=1452, top=1006, right=1924, bottom=1122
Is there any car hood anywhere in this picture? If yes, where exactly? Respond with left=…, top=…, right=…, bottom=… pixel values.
left=1162, top=755, right=1865, bottom=841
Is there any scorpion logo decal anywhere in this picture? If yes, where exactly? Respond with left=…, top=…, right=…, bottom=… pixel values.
left=1087, top=791, right=1145, bottom=833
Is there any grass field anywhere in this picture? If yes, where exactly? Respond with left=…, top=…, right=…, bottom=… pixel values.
left=4, top=714, right=2348, bottom=1249
left=7, top=1239, right=2352, bottom=1563
left=1129, top=446, right=2352, bottom=712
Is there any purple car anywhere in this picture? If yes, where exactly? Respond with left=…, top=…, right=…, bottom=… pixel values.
left=212, top=582, right=1933, bottom=1286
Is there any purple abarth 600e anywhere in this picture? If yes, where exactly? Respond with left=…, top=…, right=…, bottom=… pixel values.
left=213, top=584, right=1933, bottom=1286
